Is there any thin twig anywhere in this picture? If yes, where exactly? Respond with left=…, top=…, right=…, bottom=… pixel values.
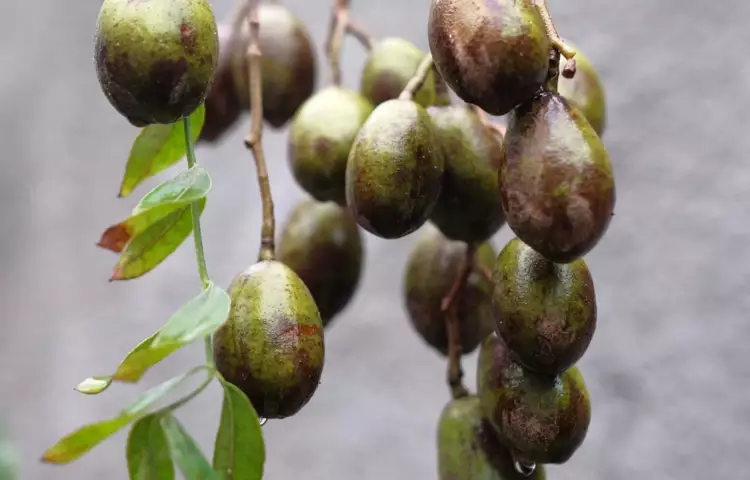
left=244, top=0, right=275, bottom=261
left=324, top=0, right=375, bottom=86
left=440, top=243, right=477, bottom=399
left=477, top=263, right=494, bottom=285
left=398, top=54, right=433, bottom=101
left=534, top=0, right=577, bottom=90
left=470, top=104, right=507, bottom=138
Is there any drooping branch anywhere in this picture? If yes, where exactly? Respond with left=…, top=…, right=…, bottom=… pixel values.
left=244, top=0, right=276, bottom=261
left=324, top=0, right=375, bottom=86
left=399, top=54, right=433, bottom=101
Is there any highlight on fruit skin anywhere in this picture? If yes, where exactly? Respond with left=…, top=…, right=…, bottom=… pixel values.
left=278, top=199, right=364, bottom=327
left=428, top=0, right=549, bottom=116
left=558, top=41, right=607, bottom=136
left=213, top=261, right=325, bottom=420
left=498, top=90, right=616, bottom=264
left=94, top=0, right=219, bottom=127
left=345, top=99, right=445, bottom=239
left=477, top=332, right=591, bottom=464
left=403, top=224, right=495, bottom=356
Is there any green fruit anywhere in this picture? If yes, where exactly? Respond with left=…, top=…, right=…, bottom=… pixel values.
left=434, top=72, right=453, bottom=107
left=438, top=395, right=547, bottom=480
left=427, top=105, right=506, bottom=243
left=213, top=261, right=325, bottom=419
left=232, top=3, right=316, bottom=128
left=477, top=332, right=591, bottom=464
left=558, top=43, right=607, bottom=136
left=404, top=224, right=495, bottom=355
left=428, top=0, right=549, bottom=116
left=492, top=237, right=596, bottom=375
left=499, top=91, right=616, bottom=263
left=278, top=200, right=364, bottom=326
left=94, top=0, right=219, bottom=127
left=199, top=23, right=244, bottom=143
left=360, top=38, right=438, bottom=108
left=288, top=87, right=374, bottom=205
left=346, top=99, right=445, bottom=239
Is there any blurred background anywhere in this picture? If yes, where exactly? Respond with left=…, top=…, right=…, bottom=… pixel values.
left=1, top=0, right=750, bottom=479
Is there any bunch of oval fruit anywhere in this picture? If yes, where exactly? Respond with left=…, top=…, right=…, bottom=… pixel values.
left=99, top=0, right=613, bottom=477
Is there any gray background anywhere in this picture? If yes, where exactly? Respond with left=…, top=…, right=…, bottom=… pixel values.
left=1, top=0, right=749, bottom=479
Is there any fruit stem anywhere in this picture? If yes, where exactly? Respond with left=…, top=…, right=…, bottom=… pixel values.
left=244, top=0, right=276, bottom=262
left=398, top=54, right=433, bottom=101
left=440, top=243, right=476, bottom=400
left=182, top=117, right=212, bottom=290
left=470, top=104, right=507, bottom=138
left=325, top=0, right=375, bottom=86
left=534, top=0, right=577, bottom=90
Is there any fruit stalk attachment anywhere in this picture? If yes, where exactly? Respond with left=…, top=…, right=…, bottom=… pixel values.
left=183, top=119, right=212, bottom=289
left=325, top=0, right=375, bottom=86
left=398, top=54, right=434, bottom=101
left=244, top=0, right=276, bottom=261
left=440, top=243, right=476, bottom=399
left=534, top=0, right=577, bottom=89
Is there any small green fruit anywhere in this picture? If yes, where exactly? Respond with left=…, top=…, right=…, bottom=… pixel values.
left=360, top=38, right=438, bottom=108
left=499, top=91, right=616, bottom=263
left=558, top=43, right=607, bottom=136
left=427, top=105, right=506, bottom=243
left=477, top=333, right=591, bottom=464
left=492, top=237, right=596, bottom=375
left=404, top=224, right=495, bottom=356
left=278, top=200, right=364, bottom=326
left=213, top=261, right=325, bottom=419
left=428, top=0, right=549, bottom=116
left=288, top=87, right=374, bottom=205
left=346, top=99, right=445, bottom=239
left=94, top=0, right=219, bottom=127
left=438, top=395, right=547, bottom=480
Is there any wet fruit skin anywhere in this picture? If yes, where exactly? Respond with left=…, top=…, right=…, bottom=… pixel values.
left=94, top=0, right=219, bottom=127
left=427, top=105, right=506, bottom=243
left=213, top=261, right=325, bottom=419
left=428, top=0, right=549, bottom=116
left=492, top=237, right=596, bottom=375
left=438, top=395, right=546, bottom=480
left=477, top=333, right=591, bottom=464
left=360, top=37, right=439, bottom=108
left=404, top=224, right=495, bottom=356
left=499, top=91, right=616, bottom=264
left=278, top=199, right=364, bottom=327
left=558, top=42, right=607, bottom=136
left=345, top=99, right=445, bottom=239
left=288, top=87, right=374, bottom=206
left=232, top=3, right=316, bottom=128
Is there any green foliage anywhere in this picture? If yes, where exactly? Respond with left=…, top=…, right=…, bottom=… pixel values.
left=127, top=414, right=175, bottom=480
left=160, top=414, right=218, bottom=480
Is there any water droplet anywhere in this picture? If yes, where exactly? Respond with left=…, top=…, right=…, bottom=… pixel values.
left=513, top=459, right=536, bottom=477
left=259, top=417, right=268, bottom=426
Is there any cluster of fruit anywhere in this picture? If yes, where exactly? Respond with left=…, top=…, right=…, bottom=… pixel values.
left=91, top=0, right=615, bottom=477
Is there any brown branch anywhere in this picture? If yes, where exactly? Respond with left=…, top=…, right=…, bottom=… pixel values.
left=440, top=243, right=477, bottom=399
left=470, top=104, right=507, bottom=138
left=244, top=0, right=275, bottom=261
left=398, top=54, right=433, bottom=101
left=324, top=0, right=375, bottom=86
left=534, top=0, right=577, bottom=89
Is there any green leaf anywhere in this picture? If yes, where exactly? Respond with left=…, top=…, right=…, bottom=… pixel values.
left=127, top=414, right=174, bottom=480
left=43, top=369, right=205, bottom=464
left=134, top=166, right=212, bottom=214
left=75, top=284, right=230, bottom=393
left=213, top=381, right=265, bottom=480
left=160, top=414, right=218, bottom=480
left=119, top=105, right=205, bottom=197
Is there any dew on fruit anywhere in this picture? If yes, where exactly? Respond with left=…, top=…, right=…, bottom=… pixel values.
left=259, top=417, right=268, bottom=426
left=513, top=459, right=536, bottom=477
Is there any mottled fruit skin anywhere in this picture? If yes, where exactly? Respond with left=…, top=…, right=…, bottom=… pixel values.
left=477, top=333, right=591, bottom=464
left=428, top=0, right=549, bottom=116
left=404, top=224, right=495, bottom=355
left=232, top=3, right=316, bottom=128
left=288, top=87, right=374, bottom=205
left=360, top=38, right=439, bottom=108
left=428, top=105, right=506, bottom=243
left=492, top=238, right=596, bottom=374
left=346, top=99, right=445, bottom=239
left=213, top=261, right=325, bottom=419
left=558, top=42, right=607, bottom=136
left=438, top=396, right=546, bottom=480
left=94, top=0, right=219, bottom=127
left=499, top=91, right=616, bottom=263
left=199, top=23, right=244, bottom=143
left=278, top=200, right=364, bottom=327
